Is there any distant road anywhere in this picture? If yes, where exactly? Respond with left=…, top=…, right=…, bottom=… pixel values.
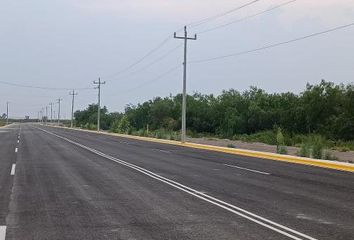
left=1, top=124, right=354, bottom=239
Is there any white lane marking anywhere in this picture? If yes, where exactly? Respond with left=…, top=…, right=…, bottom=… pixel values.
left=152, top=148, right=171, bottom=154
left=0, top=226, right=6, bottom=240
left=15, top=147, right=18, bottom=153
left=224, top=164, right=271, bottom=175
left=17, top=140, right=20, bottom=143
left=10, top=164, right=16, bottom=175
left=36, top=127, right=316, bottom=240
left=159, top=149, right=171, bottom=154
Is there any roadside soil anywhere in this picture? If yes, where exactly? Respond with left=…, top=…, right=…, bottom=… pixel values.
left=186, top=137, right=354, bottom=163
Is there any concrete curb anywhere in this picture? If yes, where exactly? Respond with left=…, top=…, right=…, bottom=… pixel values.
left=49, top=125, right=354, bottom=173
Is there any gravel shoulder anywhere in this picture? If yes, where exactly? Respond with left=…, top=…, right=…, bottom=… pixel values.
left=187, top=137, right=354, bottom=163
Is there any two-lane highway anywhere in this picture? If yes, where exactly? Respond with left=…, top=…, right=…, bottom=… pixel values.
left=1, top=124, right=354, bottom=239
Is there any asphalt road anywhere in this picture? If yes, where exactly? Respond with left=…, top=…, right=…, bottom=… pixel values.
left=1, top=124, right=354, bottom=240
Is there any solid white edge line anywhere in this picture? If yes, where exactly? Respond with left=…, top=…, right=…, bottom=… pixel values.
left=0, top=226, right=6, bottom=240
left=15, top=147, right=18, bottom=153
left=224, top=163, right=271, bottom=175
left=36, top=127, right=317, bottom=240
left=10, top=164, right=16, bottom=176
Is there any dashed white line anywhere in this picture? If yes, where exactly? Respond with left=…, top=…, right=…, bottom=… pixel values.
left=36, top=127, right=316, bottom=240
left=15, top=147, right=18, bottom=153
left=224, top=164, right=270, bottom=175
left=153, top=148, right=171, bottom=154
left=0, top=226, right=6, bottom=240
left=17, top=140, right=20, bottom=143
left=10, top=164, right=16, bottom=175
left=159, top=149, right=171, bottom=154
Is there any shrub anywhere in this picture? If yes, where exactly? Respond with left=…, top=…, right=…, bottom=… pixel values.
left=111, top=115, right=131, bottom=134
left=311, top=136, right=325, bottom=159
left=276, top=128, right=287, bottom=154
left=323, top=150, right=338, bottom=161
left=227, top=143, right=236, bottom=148
left=298, top=143, right=311, bottom=157
left=278, top=146, right=288, bottom=155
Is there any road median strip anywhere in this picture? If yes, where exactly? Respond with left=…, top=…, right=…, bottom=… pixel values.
left=49, top=125, right=354, bottom=173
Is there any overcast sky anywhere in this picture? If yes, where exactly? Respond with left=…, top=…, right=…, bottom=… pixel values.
left=1, top=0, right=354, bottom=119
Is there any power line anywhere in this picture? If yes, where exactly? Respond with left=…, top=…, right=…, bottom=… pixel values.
left=188, top=0, right=262, bottom=28
left=103, top=36, right=172, bottom=79
left=110, top=43, right=183, bottom=82
left=118, top=64, right=182, bottom=94
left=0, top=80, right=93, bottom=91
left=197, top=0, right=297, bottom=34
left=101, top=1, right=262, bottom=80
left=191, top=22, right=354, bottom=64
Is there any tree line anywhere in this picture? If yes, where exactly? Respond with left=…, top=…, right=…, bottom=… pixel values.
left=74, top=80, right=354, bottom=142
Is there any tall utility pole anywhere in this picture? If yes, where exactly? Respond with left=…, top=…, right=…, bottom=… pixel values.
left=6, top=101, right=9, bottom=125
left=40, top=110, right=43, bottom=123
left=174, top=26, right=197, bottom=143
left=41, top=107, right=45, bottom=123
left=69, top=90, right=78, bottom=128
left=49, top=102, right=54, bottom=123
left=57, top=98, right=62, bottom=125
left=45, top=106, right=48, bottom=125
left=93, top=78, right=106, bottom=132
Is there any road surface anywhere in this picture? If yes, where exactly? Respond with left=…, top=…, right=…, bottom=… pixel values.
left=0, top=124, right=353, bottom=240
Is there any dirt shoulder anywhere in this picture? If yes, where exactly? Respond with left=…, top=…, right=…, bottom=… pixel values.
left=186, top=137, right=354, bottom=163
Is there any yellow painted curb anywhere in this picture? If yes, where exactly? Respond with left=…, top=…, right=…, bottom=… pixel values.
left=49, top=125, right=354, bottom=173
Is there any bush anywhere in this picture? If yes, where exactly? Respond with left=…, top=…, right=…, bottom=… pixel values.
left=311, top=136, right=325, bottom=159
left=83, top=123, right=96, bottom=130
left=323, top=150, right=338, bottom=161
left=111, top=115, right=131, bottom=134
left=227, top=143, right=236, bottom=148
left=298, top=143, right=311, bottom=158
left=155, top=130, right=165, bottom=139
left=278, top=146, right=288, bottom=155
left=276, top=128, right=287, bottom=154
